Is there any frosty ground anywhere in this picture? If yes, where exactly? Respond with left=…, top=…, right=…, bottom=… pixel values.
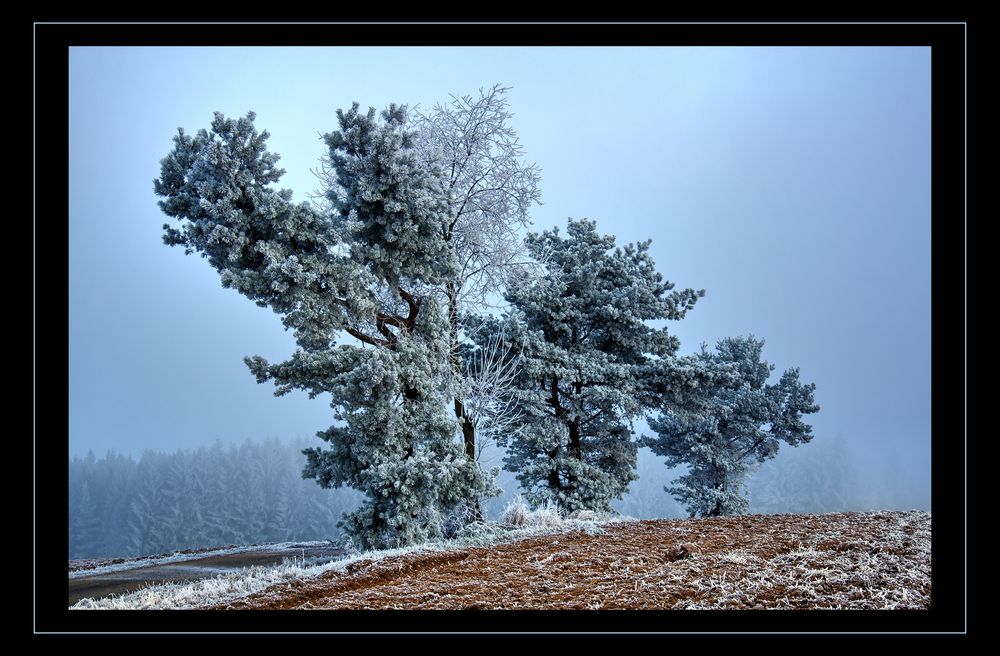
left=67, top=542, right=342, bottom=606
left=71, top=510, right=929, bottom=610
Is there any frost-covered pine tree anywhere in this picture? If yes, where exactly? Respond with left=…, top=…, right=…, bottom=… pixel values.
left=646, top=336, right=820, bottom=517
left=490, top=218, right=706, bottom=513
left=308, top=84, right=542, bottom=524
left=70, top=481, right=103, bottom=558
left=154, top=106, right=494, bottom=549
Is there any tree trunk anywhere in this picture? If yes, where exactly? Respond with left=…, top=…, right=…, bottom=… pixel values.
left=568, top=421, right=581, bottom=459
left=566, top=332, right=582, bottom=492
left=708, top=470, right=724, bottom=517
left=446, top=284, right=482, bottom=521
left=402, top=385, right=419, bottom=459
left=566, top=417, right=581, bottom=496
left=455, top=399, right=476, bottom=460
left=455, top=398, right=482, bottom=521
left=547, top=457, right=562, bottom=492
left=547, top=377, right=564, bottom=496
left=569, top=380, right=583, bottom=461
left=447, top=284, right=477, bottom=461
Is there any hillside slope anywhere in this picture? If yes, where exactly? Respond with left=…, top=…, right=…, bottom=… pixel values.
left=216, top=510, right=930, bottom=610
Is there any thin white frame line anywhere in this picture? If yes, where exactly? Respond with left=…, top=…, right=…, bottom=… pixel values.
left=39, top=22, right=965, bottom=635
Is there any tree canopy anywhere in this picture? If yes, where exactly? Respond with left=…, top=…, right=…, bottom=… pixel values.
left=153, top=90, right=820, bottom=551
left=646, top=336, right=820, bottom=517
left=484, top=218, right=708, bottom=513
left=156, top=107, right=494, bottom=549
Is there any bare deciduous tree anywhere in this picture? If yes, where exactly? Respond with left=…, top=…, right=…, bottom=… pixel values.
left=415, top=85, right=542, bottom=516
left=460, top=325, right=524, bottom=463
left=414, top=84, right=542, bottom=310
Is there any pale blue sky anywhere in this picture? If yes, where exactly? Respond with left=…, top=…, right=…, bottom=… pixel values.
left=69, top=46, right=930, bottom=506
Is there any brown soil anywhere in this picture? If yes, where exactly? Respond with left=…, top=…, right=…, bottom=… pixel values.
left=213, top=510, right=930, bottom=610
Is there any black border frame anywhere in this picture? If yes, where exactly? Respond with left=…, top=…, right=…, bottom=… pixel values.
left=35, top=21, right=967, bottom=635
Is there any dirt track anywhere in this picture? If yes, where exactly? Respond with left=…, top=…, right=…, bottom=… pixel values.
left=214, top=511, right=930, bottom=610
left=68, top=545, right=342, bottom=606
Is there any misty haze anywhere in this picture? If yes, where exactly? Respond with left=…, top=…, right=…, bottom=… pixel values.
left=67, top=45, right=932, bottom=611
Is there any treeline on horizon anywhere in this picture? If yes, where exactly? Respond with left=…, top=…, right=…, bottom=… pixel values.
left=68, top=438, right=363, bottom=559
left=69, top=436, right=924, bottom=559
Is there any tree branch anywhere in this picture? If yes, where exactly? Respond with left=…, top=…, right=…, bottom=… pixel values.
left=345, top=325, right=391, bottom=348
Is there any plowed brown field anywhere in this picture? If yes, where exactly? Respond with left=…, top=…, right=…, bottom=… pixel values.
left=214, top=511, right=930, bottom=610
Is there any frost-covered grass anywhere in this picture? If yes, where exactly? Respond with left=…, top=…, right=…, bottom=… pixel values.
left=498, top=497, right=619, bottom=530
left=451, top=498, right=624, bottom=547
left=73, top=510, right=927, bottom=611
left=71, top=500, right=622, bottom=610
left=215, top=510, right=930, bottom=610
left=668, top=511, right=931, bottom=610
left=71, top=544, right=445, bottom=610
left=68, top=541, right=330, bottom=580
